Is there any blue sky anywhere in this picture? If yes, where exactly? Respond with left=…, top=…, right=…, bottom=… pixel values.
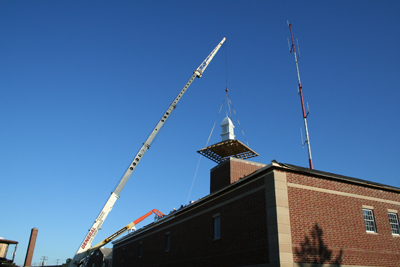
left=1, top=1, right=399, bottom=265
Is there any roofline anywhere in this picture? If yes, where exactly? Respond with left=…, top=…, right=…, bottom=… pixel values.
left=0, top=239, right=18, bottom=245
left=112, top=160, right=399, bottom=245
left=271, top=162, right=400, bottom=193
left=113, top=163, right=275, bottom=246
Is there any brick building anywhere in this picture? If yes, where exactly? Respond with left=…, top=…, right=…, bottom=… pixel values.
left=86, top=247, right=112, bottom=267
left=112, top=158, right=400, bottom=267
left=111, top=117, right=400, bottom=266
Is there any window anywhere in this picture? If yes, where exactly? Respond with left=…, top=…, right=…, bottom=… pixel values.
left=138, top=242, right=142, bottom=258
left=213, top=215, right=221, bottom=239
left=388, top=213, right=400, bottom=235
left=363, top=209, right=377, bottom=233
left=165, top=232, right=170, bottom=251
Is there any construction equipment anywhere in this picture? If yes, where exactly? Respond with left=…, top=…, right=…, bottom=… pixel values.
left=89, top=209, right=163, bottom=253
left=80, top=209, right=164, bottom=266
left=69, top=37, right=226, bottom=267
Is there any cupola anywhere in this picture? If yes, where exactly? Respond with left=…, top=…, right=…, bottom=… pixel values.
left=197, top=91, right=261, bottom=193
left=221, top=116, right=235, bottom=141
left=197, top=116, right=258, bottom=164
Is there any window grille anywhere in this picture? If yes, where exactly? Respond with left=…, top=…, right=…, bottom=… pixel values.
left=388, top=213, right=400, bottom=235
left=363, top=209, right=376, bottom=232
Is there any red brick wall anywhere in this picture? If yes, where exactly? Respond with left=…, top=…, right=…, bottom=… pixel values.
left=113, top=176, right=269, bottom=267
left=210, top=160, right=231, bottom=194
left=286, top=171, right=400, bottom=266
left=210, top=159, right=265, bottom=193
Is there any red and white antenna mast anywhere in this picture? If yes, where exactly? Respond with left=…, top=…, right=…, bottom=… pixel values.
left=287, top=21, right=313, bottom=169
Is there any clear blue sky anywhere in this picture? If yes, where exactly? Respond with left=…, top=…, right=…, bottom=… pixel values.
left=1, top=1, right=399, bottom=265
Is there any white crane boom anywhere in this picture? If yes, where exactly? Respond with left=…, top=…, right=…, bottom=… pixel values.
left=69, top=37, right=226, bottom=267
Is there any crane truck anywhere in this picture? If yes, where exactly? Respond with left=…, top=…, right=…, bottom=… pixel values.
left=69, top=37, right=226, bottom=267
left=79, top=209, right=164, bottom=266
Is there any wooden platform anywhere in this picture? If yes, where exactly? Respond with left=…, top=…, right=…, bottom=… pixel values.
left=197, top=139, right=259, bottom=164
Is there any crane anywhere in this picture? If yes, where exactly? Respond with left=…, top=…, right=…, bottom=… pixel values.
left=80, top=209, right=164, bottom=266
left=69, top=37, right=226, bottom=267
left=88, top=209, right=164, bottom=254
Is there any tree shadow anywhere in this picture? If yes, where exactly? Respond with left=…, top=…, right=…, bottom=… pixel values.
left=295, top=223, right=343, bottom=266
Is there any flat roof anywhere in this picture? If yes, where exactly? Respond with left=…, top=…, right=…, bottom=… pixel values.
left=0, top=239, right=18, bottom=245
left=113, top=160, right=400, bottom=245
left=276, top=162, right=400, bottom=193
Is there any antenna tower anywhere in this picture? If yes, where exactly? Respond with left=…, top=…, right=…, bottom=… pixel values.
left=288, top=21, right=313, bottom=169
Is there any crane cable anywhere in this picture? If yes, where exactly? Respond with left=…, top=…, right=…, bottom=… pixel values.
left=187, top=40, right=252, bottom=203
left=223, top=40, right=249, bottom=147
left=186, top=90, right=251, bottom=202
left=186, top=95, right=227, bottom=204
left=226, top=94, right=250, bottom=147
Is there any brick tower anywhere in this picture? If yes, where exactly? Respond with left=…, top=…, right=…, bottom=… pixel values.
left=198, top=115, right=263, bottom=193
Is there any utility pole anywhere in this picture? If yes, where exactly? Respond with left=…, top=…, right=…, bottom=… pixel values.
left=40, top=256, right=48, bottom=266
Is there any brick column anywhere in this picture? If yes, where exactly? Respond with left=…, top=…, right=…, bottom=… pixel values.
left=265, top=171, right=294, bottom=267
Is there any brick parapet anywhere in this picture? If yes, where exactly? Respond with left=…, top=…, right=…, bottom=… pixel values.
left=285, top=171, right=400, bottom=202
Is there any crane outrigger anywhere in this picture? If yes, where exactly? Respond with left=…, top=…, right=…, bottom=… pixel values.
left=69, top=37, right=226, bottom=267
